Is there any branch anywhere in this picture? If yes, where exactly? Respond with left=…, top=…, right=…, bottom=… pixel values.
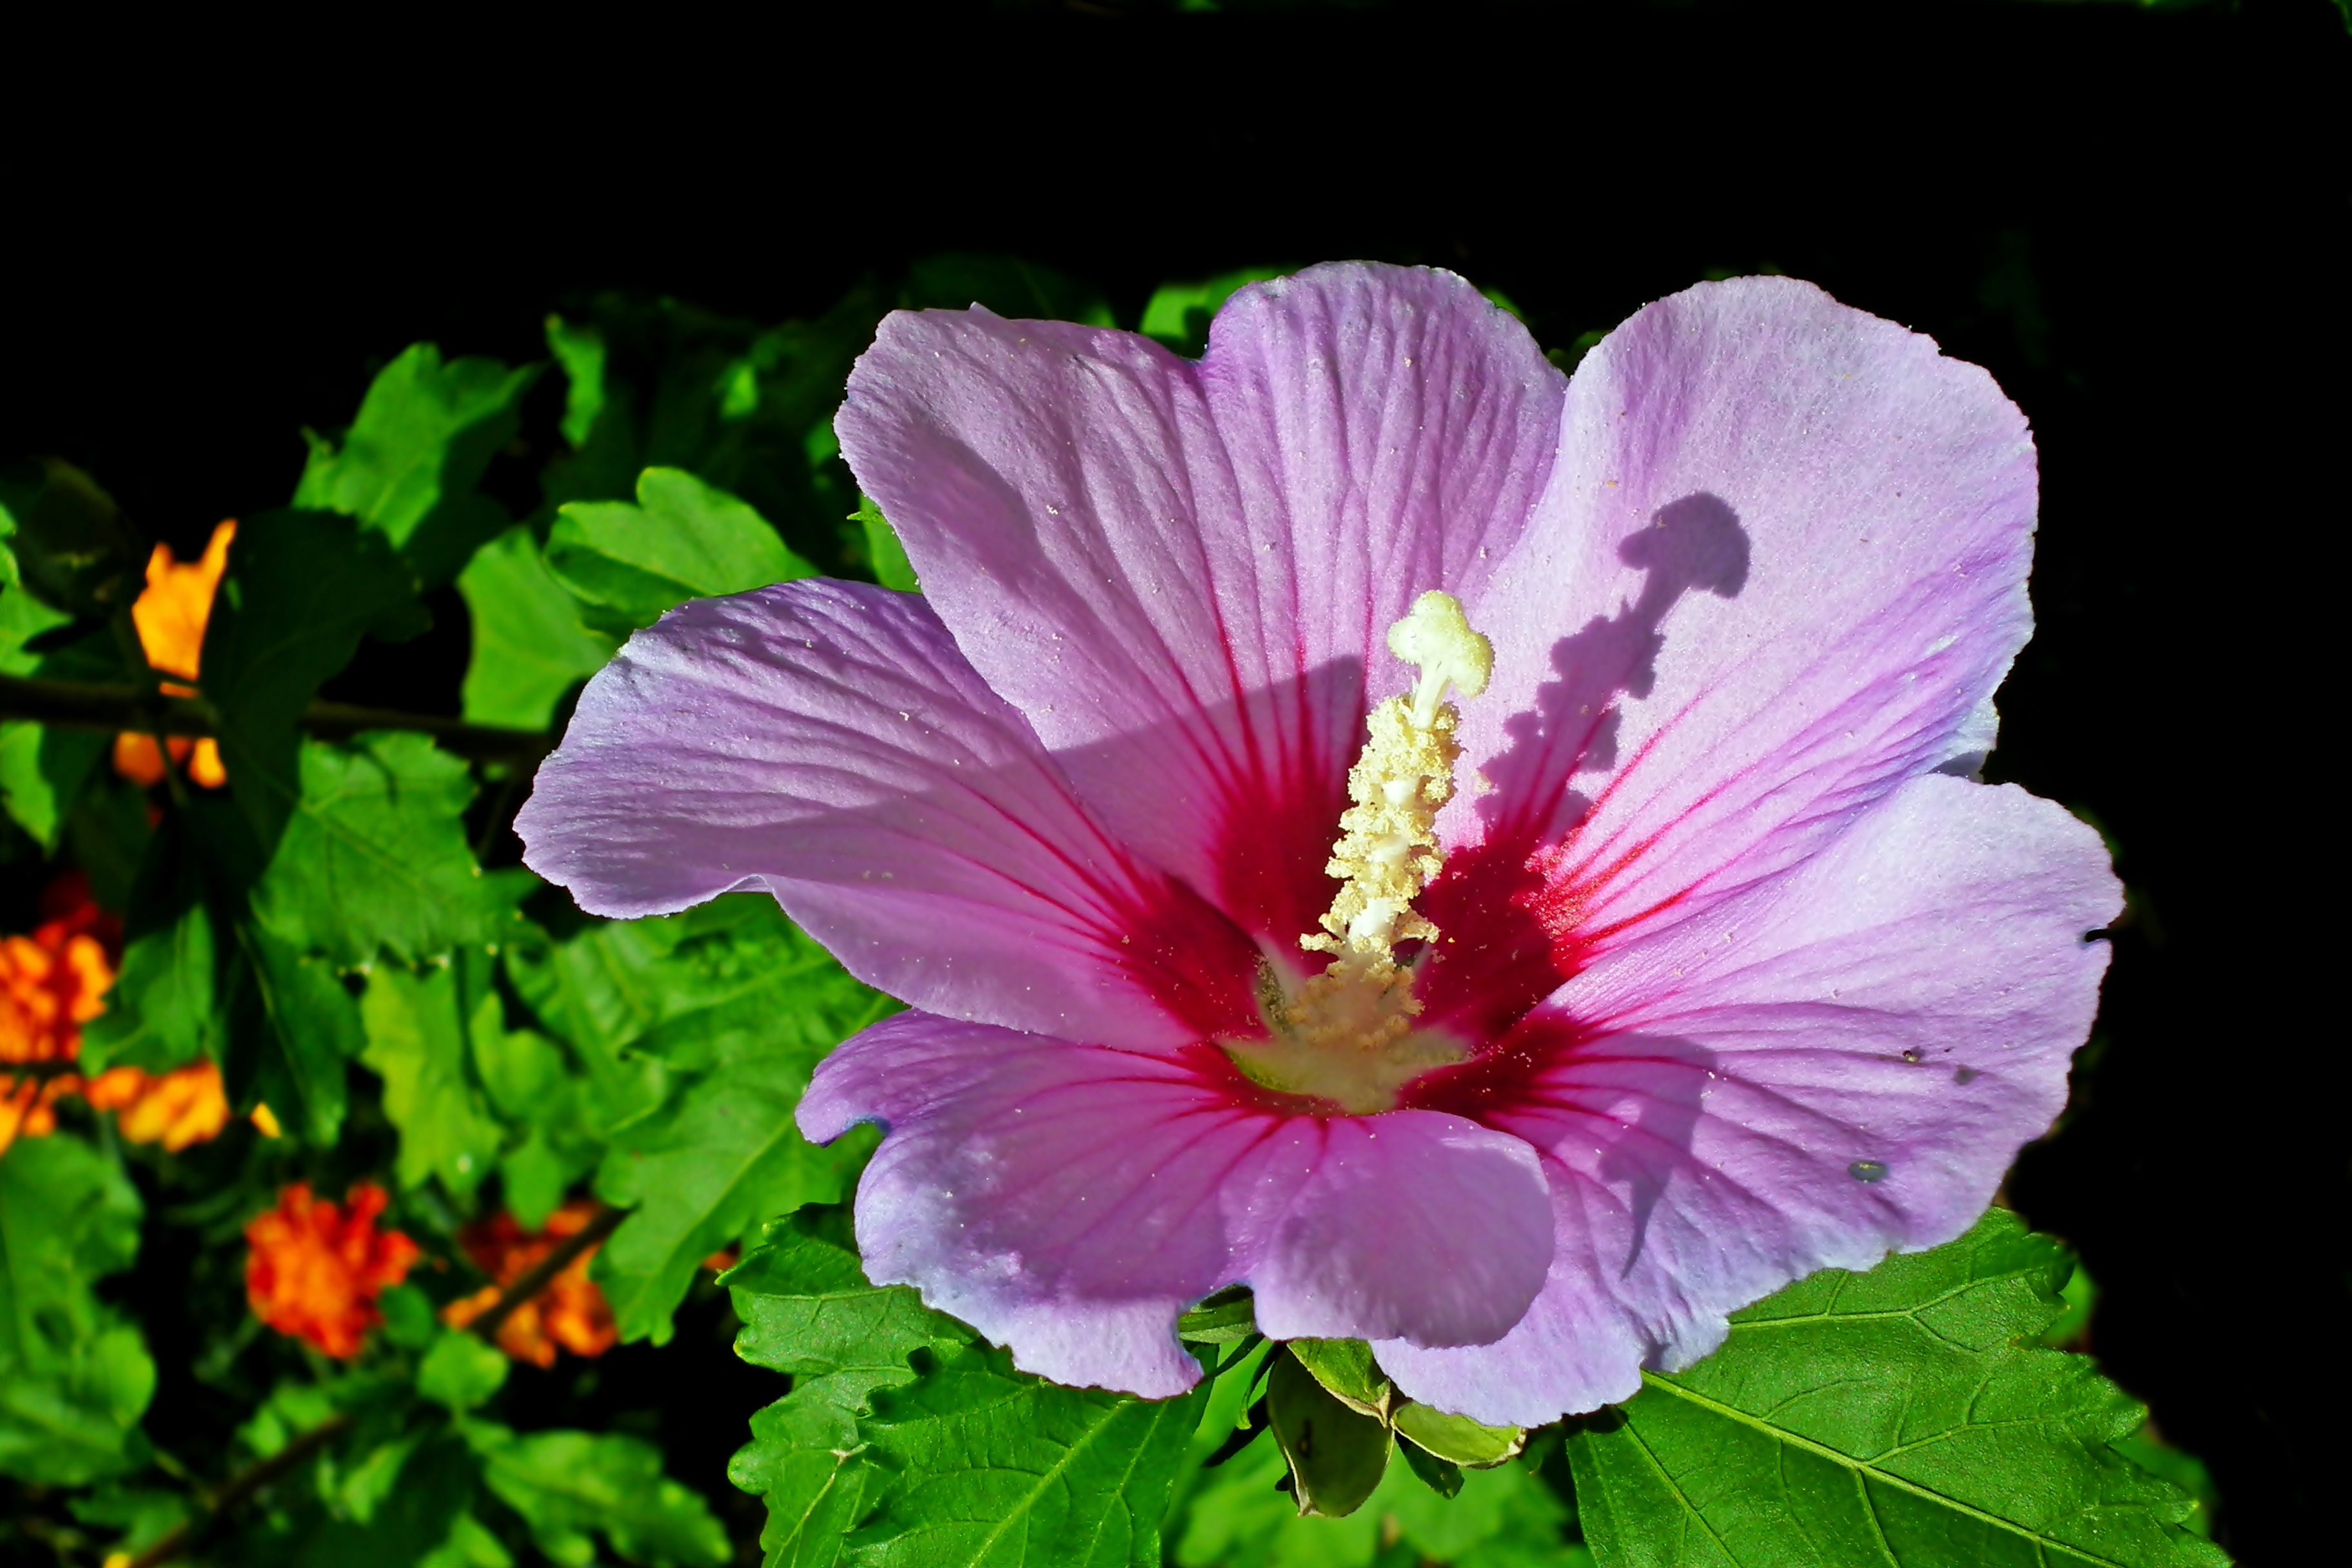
left=467, top=1200, right=627, bottom=1342
left=122, top=1413, right=355, bottom=1568
left=0, top=672, right=555, bottom=764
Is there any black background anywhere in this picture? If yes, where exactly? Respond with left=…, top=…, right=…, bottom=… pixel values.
left=5, top=1, right=2346, bottom=1560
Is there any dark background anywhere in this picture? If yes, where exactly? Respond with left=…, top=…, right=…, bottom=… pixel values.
left=6, top=1, right=2346, bottom=1560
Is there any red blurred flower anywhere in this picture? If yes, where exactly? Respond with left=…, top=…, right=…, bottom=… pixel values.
left=441, top=1199, right=616, bottom=1367
left=0, top=872, right=242, bottom=1156
left=245, top=1182, right=420, bottom=1358
left=1, top=873, right=120, bottom=1154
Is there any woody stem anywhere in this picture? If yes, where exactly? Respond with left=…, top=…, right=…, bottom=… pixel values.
left=0, top=672, right=556, bottom=765
left=121, top=1413, right=355, bottom=1568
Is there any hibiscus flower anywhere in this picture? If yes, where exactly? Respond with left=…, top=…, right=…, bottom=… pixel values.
left=517, top=264, right=2119, bottom=1425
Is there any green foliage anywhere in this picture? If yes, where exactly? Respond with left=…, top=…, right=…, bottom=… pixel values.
left=547, top=466, right=816, bottom=634
left=727, top=1217, right=971, bottom=1568
left=294, top=343, right=542, bottom=587
left=76, top=808, right=222, bottom=1073
left=229, top=914, right=368, bottom=1144
left=1565, top=1209, right=2227, bottom=1568
left=418, top=1333, right=510, bottom=1413
left=1269, top=1349, right=1391, bottom=1520
left=857, top=495, right=920, bottom=593
left=496, top=895, right=893, bottom=1342
left=851, top=1341, right=1208, bottom=1567
left=456, top=525, right=617, bottom=729
left=362, top=961, right=508, bottom=1203
left=0, top=457, right=141, bottom=616
left=467, top=1422, right=732, bottom=1567
left=1139, top=266, right=1290, bottom=356
left=251, top=732, right=523, bottom=966
left=0, top=581, right=121, bottom=847
left=1171, top=1423, right=1573, bottom=1568
left=199, top=507, right=429, bottom=850
left=0, top=1135, right=155, bottom=1485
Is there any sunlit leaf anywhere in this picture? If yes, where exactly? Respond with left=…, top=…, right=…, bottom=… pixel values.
left=547, top=467, right=814, bottom=634
left=850, top=1341, right=1208, bottom=1568
left=0, top=1136, right=155, bottom=1485
left=468, top=1421, right=730, bottom=1568
left=250, top=732, right=521, bottom=966
left=456, top=525, right=616, bottom=730
left=294, top=343, right=542, bottom=586
left=1566, top=1209, right=2228, bottom=1568
left=361, top=961, right=506, bottom=1204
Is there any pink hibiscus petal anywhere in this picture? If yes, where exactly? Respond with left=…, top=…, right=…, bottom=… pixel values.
left=1382, top=774, right=2121, bottom=1425
left=1423, top=277, right=2041, bottom=1039
left=836, top=263, right=1567, bottom=969
left=799, top=1013, right=1554, bottom=1396
left=516, top=580, right=1260, bottom=1050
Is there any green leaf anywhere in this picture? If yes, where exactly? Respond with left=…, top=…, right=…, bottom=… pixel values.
left=75, top=807, right=222, bottom=1075
left=1266, top=1349, right=1389, bottom=1521
left=582, top=901, right=890, bottom=1343
left=1286, top=1339, right=1393, bottom=1420
left=63, top=768, right=152, bottom=910
left=1137, top=267, right=1289, bottom=357
left=548, top=315, right=610, bottom=451
left=727, top=1217, right=972, bottom=1568
left=729, top=1220, right=971, bottom=1409
left=0, top=581, right=130, bottom=848
left=361, top=962, right=507, bottom=1202
left=419, top=1331, right=511, bottom=1413
left=294, top=343, right=542, bottom=586
left=547, top=467, right=815, bottom=633
left=506, top=896, right=887, bottom=1075
left=227, top=916, right=365, bottom=1145
left=0, top=720, right=106, bottom=849
left=856, top=495, right=919, bottom=593
left=251, top=732, right=518, bottom=966
left=594, top=1059, right=877, bottom=1345
left=469, top=997, right=602, bottom=1228
left=849, top=1340, right=1208, bottom=1568
left=0, top=457, right=140, bottom=616
left=1565, top=1208, right=2228, bottom=1568
left=284, top=1430, right=487, bottom=1568
left=469, top=1421, right=731, bottom=1567
left=378, top=1282, right=441, bottom=1350
left=198, top=508, right=429, bottom=852
left=456, top=524, right=617, bottom=730
left=1391, top=1402, right=1525, bottom=1470
left=0, top=1135, right=155, bottom=1485
left=1170, top=1425, right=1572, bottom=1568
left=420, top=1509, right=518, bottom=1568
left=1176, top=1288, right=1259, bottom=1346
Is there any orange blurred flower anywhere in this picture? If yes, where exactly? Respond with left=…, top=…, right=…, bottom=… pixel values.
left=245, top=1182, right=420, bottom=1358
left=441, top=1200, right=617, bottom=1367
left=0, top=874, right=246, bottom=1157
left=0, top=873, right=119, bottom=1155
left=84, top=1062, right=231, bottom=1150
left=113, top=519, right=234, bottom=789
